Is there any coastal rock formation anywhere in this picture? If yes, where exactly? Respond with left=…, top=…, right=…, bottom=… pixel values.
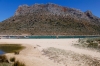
left=0, top=3, right=100, bottom=35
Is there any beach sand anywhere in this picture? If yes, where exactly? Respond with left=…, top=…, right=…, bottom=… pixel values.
left=0, top=39, right=100, bottom=66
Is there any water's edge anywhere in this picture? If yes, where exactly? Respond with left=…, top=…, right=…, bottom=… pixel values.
left=0, top=35, right=100, bottom=39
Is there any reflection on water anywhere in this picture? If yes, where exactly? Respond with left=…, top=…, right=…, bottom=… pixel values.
left=0, top=50, right=5, bottom=55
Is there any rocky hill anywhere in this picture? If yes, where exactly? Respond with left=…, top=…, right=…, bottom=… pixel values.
left=0, top=3, right=100, bottom=35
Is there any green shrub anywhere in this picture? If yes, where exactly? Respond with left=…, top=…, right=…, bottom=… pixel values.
left=14, top=51, right=19, bottom=55
left=10, top=57, right=15, bottom=62
left=0, top=55, right=8, bottom=63
left=13, top=61, right=25, bottom=66
left=86, top=40, right=93, bottom=43
left=88, top=43, right=98, bottom=48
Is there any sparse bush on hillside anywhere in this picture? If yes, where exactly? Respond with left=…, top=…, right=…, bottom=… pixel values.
left=0, top=12, right=100, bottom=35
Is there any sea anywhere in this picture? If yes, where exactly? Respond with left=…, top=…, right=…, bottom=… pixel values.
left=1, top=35, right=100, bottom=39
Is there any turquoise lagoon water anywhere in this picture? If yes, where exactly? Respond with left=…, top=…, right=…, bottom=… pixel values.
left=2, top=35, right=100, bottom=39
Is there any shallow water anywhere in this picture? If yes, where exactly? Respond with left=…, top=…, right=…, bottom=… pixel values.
left=0, top=50, right=5, bottom=55
left=1, top=35, right=100, bottom=39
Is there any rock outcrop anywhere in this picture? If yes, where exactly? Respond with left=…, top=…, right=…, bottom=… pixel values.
left=15, top=3, right=100, bottom=23
left=0, top=3, right=100, bottom=35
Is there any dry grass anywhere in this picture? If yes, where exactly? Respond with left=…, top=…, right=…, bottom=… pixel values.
left=0, top=63, right=12, bottom=66
left=0, top=55, right=12, bottom=66
left=74, top=38, right=100, bottom=51
left=0, top=55, right=26, bottom=66
left=42, top=47, right=100, bottom=66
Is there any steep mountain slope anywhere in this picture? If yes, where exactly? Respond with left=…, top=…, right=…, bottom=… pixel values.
left=0, top=3, right=100, bottom=35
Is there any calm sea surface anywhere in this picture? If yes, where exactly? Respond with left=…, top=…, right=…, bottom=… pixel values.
left=2, top=35, right=100, bottom=39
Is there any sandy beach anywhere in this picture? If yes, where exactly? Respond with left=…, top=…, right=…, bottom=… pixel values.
left=0, top=39, right=100, bottom=66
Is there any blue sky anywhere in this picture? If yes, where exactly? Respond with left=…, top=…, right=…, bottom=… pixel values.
left=0, top=0, right=100, bottom=22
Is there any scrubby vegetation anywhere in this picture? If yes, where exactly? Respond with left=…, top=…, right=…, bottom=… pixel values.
left=0, top=44, right=25, bottom=53
left=42, top=47, right=100, bottom=66
left=0, top=11, right=100, bottom=35
left=74, top=37, right=100, bottom=50
left=0, top=55, right=8, bottom=63
left=0, top=44, right=25, bottom=66
left=10, top=57, right=15, bottom=62
left=0, top=63, right=12, bottom=66
left=0, top=55, right=25, bottom=66
left=0, top=55, right=11, bottom=66
left=13, top=61, right=25, bottom=66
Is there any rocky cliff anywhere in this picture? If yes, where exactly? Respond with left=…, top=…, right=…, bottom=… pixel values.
left=0, top=3, right=100, bottom=35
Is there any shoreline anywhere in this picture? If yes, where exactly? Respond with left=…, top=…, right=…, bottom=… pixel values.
left=0, top=35, right=99, bottom=39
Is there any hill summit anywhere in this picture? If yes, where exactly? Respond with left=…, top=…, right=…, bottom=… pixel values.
left=0, top=3, right=100, bottom=35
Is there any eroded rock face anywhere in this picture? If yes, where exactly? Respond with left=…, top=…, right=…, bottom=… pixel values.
left=85, top=10, right=100, bottom=23
left=14, top=3, right=95, bottom=21
left=1, top=3, right=100, bottom=35
left=15, top=4, right=29, bottom=16
left=15, top=3, right=100, bottom=23
left=85, top=10, right=96, bottom=19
